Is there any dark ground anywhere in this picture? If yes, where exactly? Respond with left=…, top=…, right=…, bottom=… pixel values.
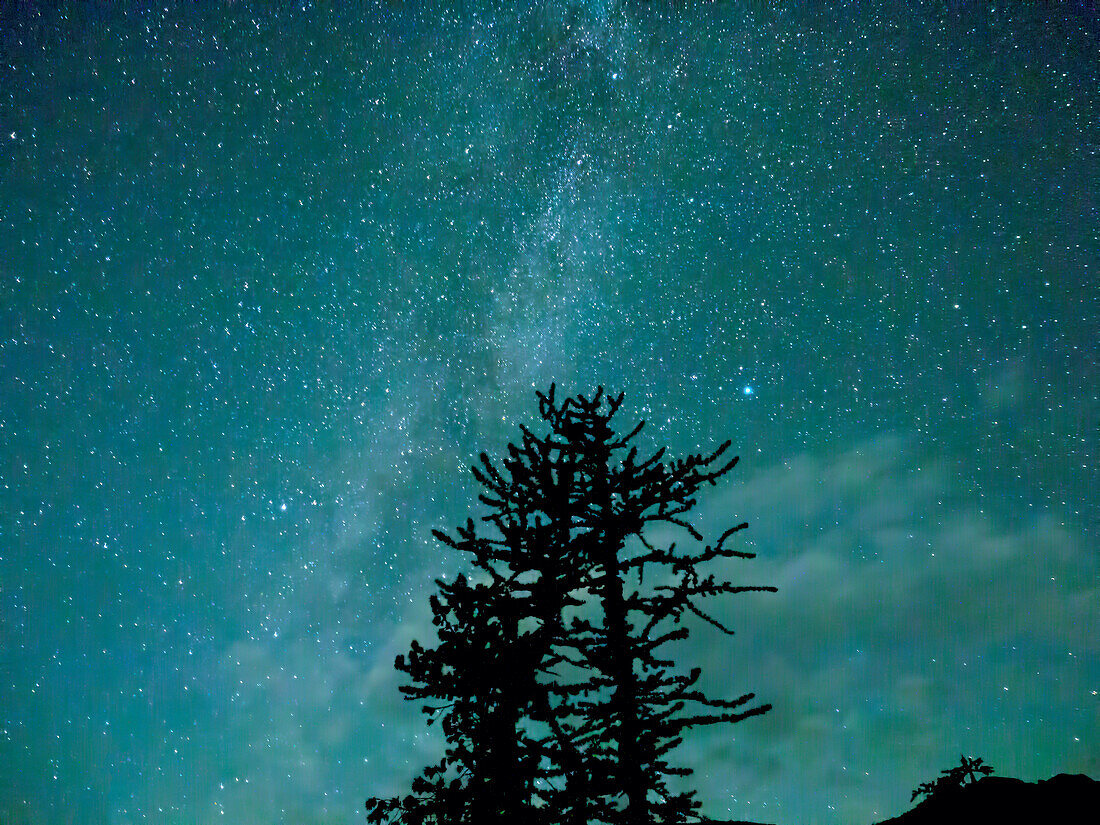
left=701, top=773, right=1099, bottom=825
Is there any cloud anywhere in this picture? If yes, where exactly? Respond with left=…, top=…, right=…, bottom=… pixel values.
left=678, top=431, right=1098, bottom=823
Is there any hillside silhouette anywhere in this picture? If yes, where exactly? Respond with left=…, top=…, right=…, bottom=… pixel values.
left=692, top=772, right=1100, bottom=825
left=875, top=773, right=1099, bottom=825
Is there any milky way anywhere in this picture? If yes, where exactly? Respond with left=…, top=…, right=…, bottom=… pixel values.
left=2, top=3, right=1097, bottom=824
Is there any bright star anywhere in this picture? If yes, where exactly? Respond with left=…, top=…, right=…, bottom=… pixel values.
left=742, top=385, right=754, bottom=396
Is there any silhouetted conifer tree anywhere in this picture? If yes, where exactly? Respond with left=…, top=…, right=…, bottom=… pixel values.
left=366, top=386, right=775, bottom=825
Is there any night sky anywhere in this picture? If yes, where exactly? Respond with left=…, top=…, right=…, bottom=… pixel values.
left=2, top=2, right=1097, bottom=824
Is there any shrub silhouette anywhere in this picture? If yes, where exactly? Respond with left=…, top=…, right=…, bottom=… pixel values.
left=911, top=755, right=994, bottom=803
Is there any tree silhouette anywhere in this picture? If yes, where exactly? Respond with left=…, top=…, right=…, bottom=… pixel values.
left=367, top=386, right=776, bottom=825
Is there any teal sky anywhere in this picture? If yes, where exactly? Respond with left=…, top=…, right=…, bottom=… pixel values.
left=1, top=3, right=1097, bottom=824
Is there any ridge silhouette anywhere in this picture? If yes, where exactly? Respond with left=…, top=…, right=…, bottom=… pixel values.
left=879, top=773, right=1099, bottom=825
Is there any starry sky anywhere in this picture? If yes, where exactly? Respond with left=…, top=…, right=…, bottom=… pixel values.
left=1, top=2, right=1097, bottom=824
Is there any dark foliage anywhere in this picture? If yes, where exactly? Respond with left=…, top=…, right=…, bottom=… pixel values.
left=366, top=386, right=775, bottom=825
left=910, top=755, right=994, bottom=803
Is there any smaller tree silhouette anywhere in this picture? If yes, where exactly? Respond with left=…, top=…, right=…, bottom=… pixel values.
left=365, top=571, right=552, bottom=825
left=911, top=755, right=994, bottom=803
